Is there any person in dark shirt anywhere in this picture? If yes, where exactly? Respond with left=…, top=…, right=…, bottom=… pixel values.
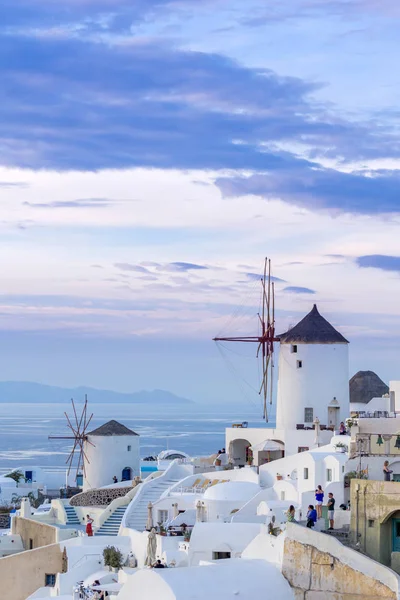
left=153, top=560, right=165, bottom=568
left=327, top=493, right=335, bottom=530
left=306, top=505, right=317, bottom=528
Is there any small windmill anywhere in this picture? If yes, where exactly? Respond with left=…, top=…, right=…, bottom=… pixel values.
left=213, top=257, right=279, bottom=422
left=49, top=397, right=95, bottom=482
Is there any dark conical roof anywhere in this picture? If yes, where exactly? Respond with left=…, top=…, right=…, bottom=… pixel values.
left=278, top=304, right=349, bottom=344
left=349, top=371, right=389, bottom=404
left=88, top=420, right=138, bottom=436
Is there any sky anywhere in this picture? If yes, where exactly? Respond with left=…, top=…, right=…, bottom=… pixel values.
left=1, top=0, right=400, bottom=408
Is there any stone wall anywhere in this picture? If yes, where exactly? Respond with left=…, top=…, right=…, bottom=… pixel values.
left=283, top=523, right=399, bottom=600
left=0, top=513, right=10, bottom=528
left=70, top=485, right=134, bottom=506
left=350, top=479, right=400, bottom=568
left=12, top=516, right=57, bottom=550
left=0, top=543, right=64, bottom=600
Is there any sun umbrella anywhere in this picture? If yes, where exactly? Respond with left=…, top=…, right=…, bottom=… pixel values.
left=92, top=583, right=122, bottom=592
left=173, top=502, right=179, bottom=518
left=144, top=528, right=157, bottom=566
left=146, top=502, right=154, bottom=531
left=314, top=417, right=321, bottom=447
left=196, top=500, right=203, bottom=523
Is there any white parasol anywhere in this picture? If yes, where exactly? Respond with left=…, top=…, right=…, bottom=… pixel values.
left=314, top=417, right=321, bottom=447
left=196, top=500, right=203, bottom=523
left=250, top=440, right=284, bottom=452
left=144, top=528, right=157, bottom=567
left=92, top=583, right=122, bottom=592
left=146, top=502, right=154, bottom=531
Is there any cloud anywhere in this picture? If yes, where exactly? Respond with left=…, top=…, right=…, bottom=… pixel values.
left=167, top=262, right=208, bottom=272
left=2, top=30, right=397, bottom=181
left=283, top=286, right=316, bottom=294
left=0, top=181, right=29, bottom=188
left=114, top=263, right=150, bottom=273
left=356, top=255, right=400, bottom=273
left=246, top=272, right=285, bottom=282
left=216, top=167, right=400, bottom=215
left=23, top=198, right=111, bottom=209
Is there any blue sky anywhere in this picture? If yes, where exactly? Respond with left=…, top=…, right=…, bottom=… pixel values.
left=1, top=0, right=400, bottom=408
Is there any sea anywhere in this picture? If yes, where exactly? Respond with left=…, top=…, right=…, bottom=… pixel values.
left=0, top=403, right=274, bottom=473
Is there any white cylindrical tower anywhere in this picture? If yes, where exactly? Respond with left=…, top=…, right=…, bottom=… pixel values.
left=83, top=420, right=140, bottom=491
left=276, top=304, right=349, bottom=432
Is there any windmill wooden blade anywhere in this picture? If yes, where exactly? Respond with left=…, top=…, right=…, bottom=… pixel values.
left=49, top=397, right=94, bottom=483
left=213, top=257, right=279, bottom=422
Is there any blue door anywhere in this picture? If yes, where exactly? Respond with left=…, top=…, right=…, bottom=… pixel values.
left=392, top=519, right=400, bottom=552
left=25, top=471, right=33, bottom=482
left=122, top=467, right=132, bottom=481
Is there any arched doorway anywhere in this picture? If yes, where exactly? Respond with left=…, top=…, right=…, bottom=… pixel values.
left=230, top=439, right=252, bottom=467
left=121, top=467, right=132, bottom=481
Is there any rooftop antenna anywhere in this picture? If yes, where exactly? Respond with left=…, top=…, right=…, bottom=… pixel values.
left=213, top=257, right=279, bottom=421
left=49, top=396, right=95, bottom=482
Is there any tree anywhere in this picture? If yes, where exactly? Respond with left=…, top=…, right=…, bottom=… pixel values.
left=5, top=470, right=25, bottom=485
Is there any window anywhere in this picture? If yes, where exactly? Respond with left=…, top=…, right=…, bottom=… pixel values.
left=158, top=510, right=168, bottom=523
left=212, top=551, right=231, bottom=560
left=326, top=469, right=332, bottom=482
left=304, top=408, right=313, bottom=423
left=127, top=445, right=132, bottom=451
left=291, top=344, right=298, bottom=353
left=29, top=538, right=33, bottom=550
left=45, top=574, right=56, bottom=587
left=342, top=466, right=345, bottom=473
left=297, top=360, right=303, bottom=369
left=280, top=491, right=285, bottom=500
left=304, top=468, right=309, bottom=480
left=368, top=520, right=375, bottom=528
left=298, top=446, right=309, bottom=453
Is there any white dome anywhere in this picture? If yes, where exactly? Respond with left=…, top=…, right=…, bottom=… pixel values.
left=203, top=481, right=260, bottom=502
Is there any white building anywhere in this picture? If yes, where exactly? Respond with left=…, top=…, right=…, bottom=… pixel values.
left=84, top=420, right=140, bottom=491
left=226, top=304, right=349, bottom=465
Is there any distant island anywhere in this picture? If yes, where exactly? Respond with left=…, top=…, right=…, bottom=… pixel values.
left=0, top=381, right=194, bottom=405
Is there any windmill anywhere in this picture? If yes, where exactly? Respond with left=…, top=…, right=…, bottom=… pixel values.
left=213, top=257, right=279, bottom=422
left=49, top=397, right=94, bottom=482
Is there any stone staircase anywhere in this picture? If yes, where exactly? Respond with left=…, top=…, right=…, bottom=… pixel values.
left=125, top=477, right=181, bottom=531
left=95, top=506, right=127, bottom=536
left=321, top=527, right=355, bottom=548
left=64, top=504, right=81, bottom=526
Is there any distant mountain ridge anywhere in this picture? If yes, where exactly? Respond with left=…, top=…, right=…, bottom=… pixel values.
left=0, top=381, right=194, bottom=405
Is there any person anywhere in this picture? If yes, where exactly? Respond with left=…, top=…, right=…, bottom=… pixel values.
left=112, top=476, right=118, bottom=484
left=306, top=505, right=317, bottom=528
left=339, top=422, right=346, bottom=435
left=286, top=505, right=296, bottom=523
left=86, top=514, right=94, bottom=537
left=153, top=559, right=165, bottom=569
left=221, top=448, right=226, bottom=454
left=327, top=493, right=335, bottom=530
left=383, top=461, right=393, bottom=482
left=315, top=485, right=324, bottom=519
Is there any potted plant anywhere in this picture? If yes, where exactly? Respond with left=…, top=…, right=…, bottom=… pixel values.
left=183, top=528, right=191, bottom=542
left=158, top=523, right=167, bottom=536
left=334, top=442, right=347, bottom=453
left=103, top=546, right=123, bottom=572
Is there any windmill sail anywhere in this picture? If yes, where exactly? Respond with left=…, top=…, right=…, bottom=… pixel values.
left=213, top=257, right=279, bottom=422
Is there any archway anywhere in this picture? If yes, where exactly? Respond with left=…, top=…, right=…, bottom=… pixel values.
left=230, top=438, right=252, bottom=467
left=122, top=467, right=132, bottom=481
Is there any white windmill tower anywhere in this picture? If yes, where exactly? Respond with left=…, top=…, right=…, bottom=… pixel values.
left=276, top=304, right=349, bottom=432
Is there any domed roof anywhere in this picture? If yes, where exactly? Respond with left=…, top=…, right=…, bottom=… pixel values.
left=278, top=304, right=349, bottom=344
left=203, top=481, right=260, bottom=502
left=350, top=370, right=389, bottom=404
